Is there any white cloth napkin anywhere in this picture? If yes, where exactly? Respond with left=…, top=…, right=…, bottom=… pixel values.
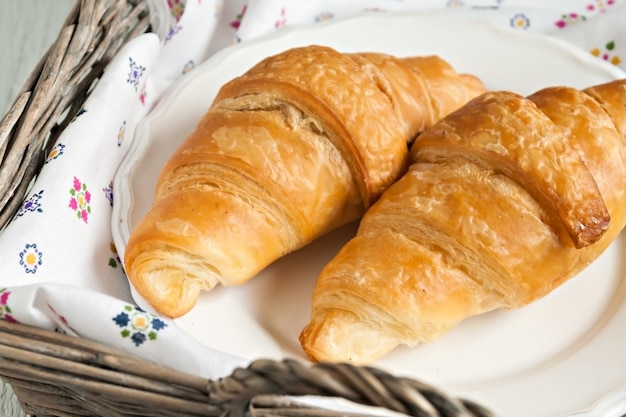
left=1, top=0, right=626, bottom=414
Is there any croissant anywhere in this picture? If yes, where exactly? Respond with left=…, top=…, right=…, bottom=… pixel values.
left=299, top=79, right=626, bottom=364
left=123, top=45, right=486, bottom=317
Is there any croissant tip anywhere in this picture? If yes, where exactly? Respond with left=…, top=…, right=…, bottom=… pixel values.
left=299, top=310, right=399, bottom=365
left=125, top=261, right=204, bottom=318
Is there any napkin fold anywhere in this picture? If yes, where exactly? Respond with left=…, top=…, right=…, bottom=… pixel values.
left=1, top=0, right=626, bottom=414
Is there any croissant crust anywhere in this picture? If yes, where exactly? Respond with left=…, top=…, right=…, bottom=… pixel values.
left=300, top=79, right=626, bottom=365
left=123, top=45, right=486, bottom=317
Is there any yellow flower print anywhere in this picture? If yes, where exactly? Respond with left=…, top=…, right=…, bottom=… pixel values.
left=25, top=252, right=37, bottom=266
left=19, top=243, right=43, bottom=274
left=510, top=13, right=530, bottom=29
left=45, top=143, right=65, bottom=163
left=132, top=314, right=149, bottom=331
left=591, top=41, right=621, bottom=66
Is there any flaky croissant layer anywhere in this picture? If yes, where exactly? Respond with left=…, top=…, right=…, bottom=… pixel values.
left=300, top=79, right=626, bottom=365
left=123, top=45, right=486, bottom=317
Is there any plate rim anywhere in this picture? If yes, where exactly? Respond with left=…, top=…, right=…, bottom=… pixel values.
left=111, top=11, right=626, bottom=417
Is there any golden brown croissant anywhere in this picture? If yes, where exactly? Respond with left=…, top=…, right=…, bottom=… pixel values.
left=299, top=79, right=626, bottom=365
left=123, top=45, right=486, bottom=317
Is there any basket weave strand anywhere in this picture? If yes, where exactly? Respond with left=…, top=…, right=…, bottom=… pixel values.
left=0, top=0, right=150, bottom=231
left=210, top=359, right=495, bottom=417
left=0, top=320, right=495, bottom=416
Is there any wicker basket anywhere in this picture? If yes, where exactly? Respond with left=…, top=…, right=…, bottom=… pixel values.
left=0, top=1, right=496, bottom=416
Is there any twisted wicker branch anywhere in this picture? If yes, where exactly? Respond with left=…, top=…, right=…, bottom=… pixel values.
left=0, top=319, right=497, bottom=417
left=0, top=0, right=151, bottom=230
left=207, top=359, right=496, bottom=417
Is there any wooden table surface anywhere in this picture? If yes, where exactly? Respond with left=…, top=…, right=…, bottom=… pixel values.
left=0, top=1, right=75, bottom=415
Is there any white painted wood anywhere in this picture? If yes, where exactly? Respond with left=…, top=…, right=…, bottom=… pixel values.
left=0, top=2, right=75, bottom=414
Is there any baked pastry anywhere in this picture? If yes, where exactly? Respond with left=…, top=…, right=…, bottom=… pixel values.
left=300, top=79, right=626, bottom=364
left=123, top=45, right=486, bottom=317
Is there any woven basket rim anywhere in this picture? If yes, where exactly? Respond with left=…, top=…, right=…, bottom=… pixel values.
left=0, top=319, right=495, bottom=417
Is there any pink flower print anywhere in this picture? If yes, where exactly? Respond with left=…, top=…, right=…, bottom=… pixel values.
left=591, top=41, right=621, bottom=65
left=275, top=7, right=286, bottom=29
left=69, top=176, right=92, bottom=223
left=0, top=288, right=18, bottom=323
left=167, top=0, right=186, bottom=22
left=1, top=290, right=9, bottom=306
left=587, top=0, right=615, bottom=12
left=47, top=304, right=77, bottom=335
left=81, top=205, right=90, bottom=222
left=230, top=4, right=247, bottom=29
left=555, top=12, right=586, bottom=28
left=140, top=87, right=148, bottom=106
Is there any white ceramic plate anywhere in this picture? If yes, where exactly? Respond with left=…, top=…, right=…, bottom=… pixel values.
left=112, top=12, right=626, bottom=417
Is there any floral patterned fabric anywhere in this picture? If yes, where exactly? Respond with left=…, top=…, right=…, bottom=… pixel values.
left=0, top=0, right=625, bottom=398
